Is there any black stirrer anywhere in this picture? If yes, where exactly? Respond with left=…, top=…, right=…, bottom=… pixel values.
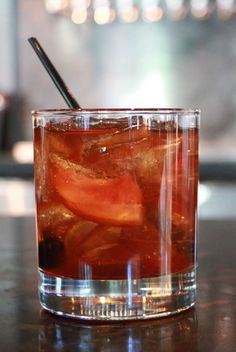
left=28, top=37, right=81, bottom=109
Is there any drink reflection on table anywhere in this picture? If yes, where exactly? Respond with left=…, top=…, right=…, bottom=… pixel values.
left=38, top=308, right=198, bottom=352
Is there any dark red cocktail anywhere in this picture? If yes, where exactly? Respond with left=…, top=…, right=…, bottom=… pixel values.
left=34, top=109, right=199, bottom=320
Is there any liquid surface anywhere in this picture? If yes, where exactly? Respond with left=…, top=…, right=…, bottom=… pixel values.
left=34, top=118, right=198, bottom=280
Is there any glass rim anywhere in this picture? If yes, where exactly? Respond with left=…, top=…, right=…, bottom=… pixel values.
left=32, top=108, right=200, bottom=116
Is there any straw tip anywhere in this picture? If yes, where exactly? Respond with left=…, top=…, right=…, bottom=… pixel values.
left=28, top=37, right=37, bottom=44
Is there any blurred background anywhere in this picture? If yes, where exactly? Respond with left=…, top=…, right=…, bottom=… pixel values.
left=0, top=0, right=236, bottom=217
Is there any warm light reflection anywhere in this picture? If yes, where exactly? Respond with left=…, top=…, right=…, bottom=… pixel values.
left=45, top=0, right=69, bottom=14
left=217, top=0, right=235, bottom=19
left=94, top=6, right=115, bottom=24
left=198, top=184, right=211, bottom=206
left=142, top=0, right=163, bottom=22
left=109, top=8, right=116, bottom=22
left=191, top=0, right=209, bottom=10
left=71, top=8, right=88, bottom=23
left=142, top=6, right=163, bottom=22
left=190, top=0, right=210, bottom=19
left=170, top=8, right=188, bottom=20
left=45, top=0, right=236, bottom=22
left=166, top=0, right=188, bottom=21
left=119, top=6, right=139, bottom=23
left=12, top=141, right=33, bottom=164
left=71, top=0, right=91, bottom=9
left=166, top=0, right=183, bottom=11
left=217, top=0, right=234, bottom=9
left=217, top=10, right=233, bottom=20
left=0, top=94, right=5, bottom=109
left=99, top=296, right=107, bottom=304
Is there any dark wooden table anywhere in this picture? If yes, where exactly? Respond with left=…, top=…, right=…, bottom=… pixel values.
left=0, top=217, right=235, bottom=351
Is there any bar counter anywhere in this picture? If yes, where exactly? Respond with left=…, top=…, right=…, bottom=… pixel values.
left=0, top=217, right=235, bottom=351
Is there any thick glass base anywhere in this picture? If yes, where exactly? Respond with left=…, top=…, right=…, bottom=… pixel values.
left=39, top=269, right=196, bottom=321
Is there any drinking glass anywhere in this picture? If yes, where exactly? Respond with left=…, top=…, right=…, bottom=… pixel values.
left=33, top=108, right=199, bottom=320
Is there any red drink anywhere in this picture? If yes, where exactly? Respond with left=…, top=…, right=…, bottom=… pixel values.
left=34, top=109, right=199, bottom=320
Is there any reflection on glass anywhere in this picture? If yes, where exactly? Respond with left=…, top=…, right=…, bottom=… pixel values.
left=38, top=308, right=197, bottom=351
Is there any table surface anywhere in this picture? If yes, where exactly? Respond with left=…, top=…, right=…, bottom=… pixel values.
left=0, top=217, right=235, bottom=352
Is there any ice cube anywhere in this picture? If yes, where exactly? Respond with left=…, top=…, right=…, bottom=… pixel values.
left=134, top=134, right=182, bottom=181
left=82, top=125, right=149, bottom=156
left=64, top=220, right=98, bottom=257
left=171, top=200, right=195, bottom=257
left=47, top=131, right=72, bottom=157
left=66, top=225, right=121, bottom=258
left=172, top=212, right=190, bottom=232
left=80, top=125, right=181, bottom=181
left=50, top=153, right=104, bottom=178
left=78, top=244, right=135, bottom=279
left=64, top=224, right=123, bottom=277
left=38, top=204, right=76, bottom=241
left=81, top=126, right=151, bottom=174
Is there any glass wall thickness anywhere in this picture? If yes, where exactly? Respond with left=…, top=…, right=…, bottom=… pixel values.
left=33, top=109, right=199, bottom=320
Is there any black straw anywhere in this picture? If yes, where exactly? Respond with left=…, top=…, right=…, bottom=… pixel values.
left=28, top=37, right=81, bottom=109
